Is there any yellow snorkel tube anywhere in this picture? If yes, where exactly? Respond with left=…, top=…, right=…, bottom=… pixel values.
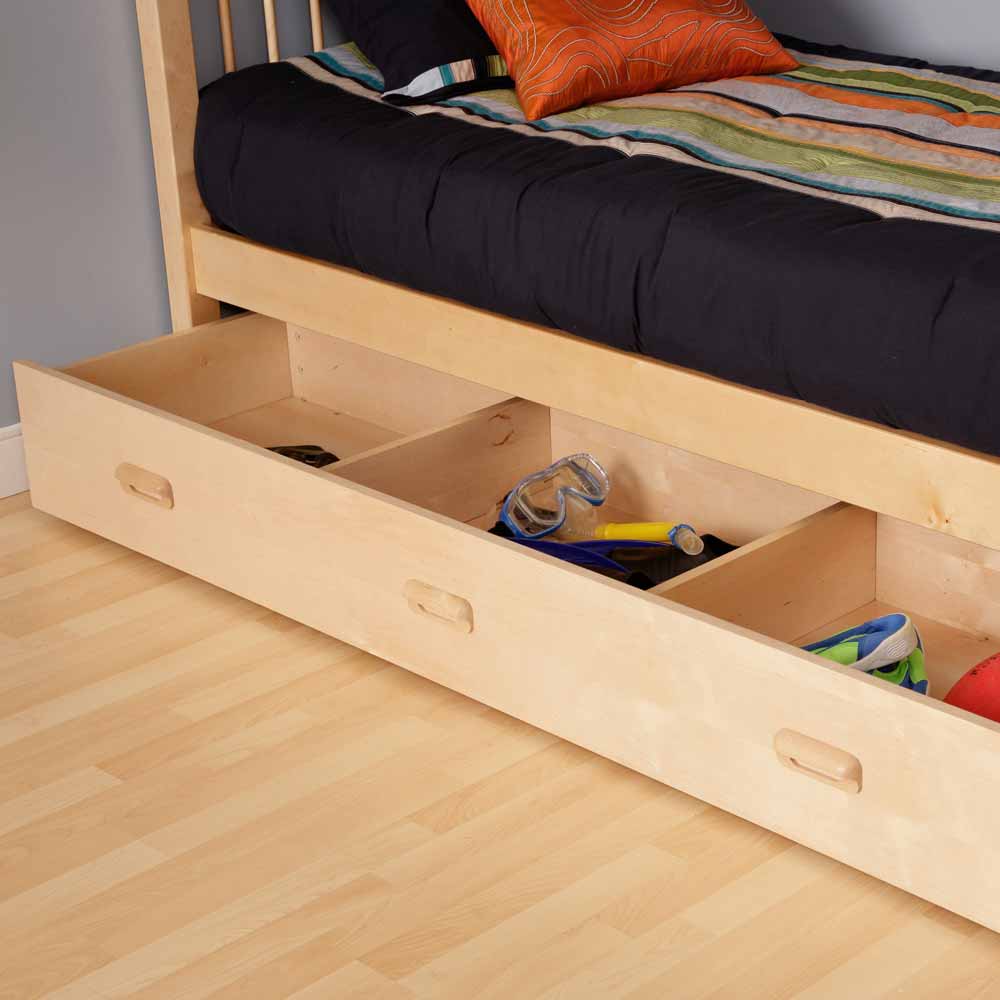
left=593, top=521, right=706, bottom=556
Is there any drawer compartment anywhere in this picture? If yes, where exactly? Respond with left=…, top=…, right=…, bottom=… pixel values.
left=660, top=504, right=1000, bottom=705
left=54, top=316, right=508, bottom=457
left=333, top=403, right=835, bottom=543
left=14, top=314, right=1000, bottom=935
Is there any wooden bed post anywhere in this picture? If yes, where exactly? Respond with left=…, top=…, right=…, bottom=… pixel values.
left=136, top=0, right=221, bottom=330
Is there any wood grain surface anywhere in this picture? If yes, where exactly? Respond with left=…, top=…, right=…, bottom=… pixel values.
left=3, top=491, right=1000, bottom=999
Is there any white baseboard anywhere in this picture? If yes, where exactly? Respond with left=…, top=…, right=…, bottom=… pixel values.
left=0, top=424, right=28, bottom=499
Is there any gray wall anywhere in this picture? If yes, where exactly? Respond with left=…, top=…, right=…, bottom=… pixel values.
left=1, top=2, right=171, bottom=428
left=0, top=1, right=341, bottom=429
left=0, top=2, right=995, bottom=428
left=754, top=0, right=1000, bottom=68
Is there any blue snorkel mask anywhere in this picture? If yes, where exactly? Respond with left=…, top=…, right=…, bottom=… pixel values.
left=500, top=454, right=610, bottom=540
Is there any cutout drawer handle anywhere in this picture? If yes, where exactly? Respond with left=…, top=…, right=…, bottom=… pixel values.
left=115, top=463, right=175, bottom=510
left=404, top=580, right=474, bottom=634
left=774, top=729, right=862, bottom=794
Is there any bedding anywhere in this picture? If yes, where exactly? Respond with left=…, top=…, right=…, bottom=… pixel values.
left=326, top=0, right=510, bottom=104
left=466, top=0, right=796, bottom=120
left=195, top=37, right=1000, bottom=458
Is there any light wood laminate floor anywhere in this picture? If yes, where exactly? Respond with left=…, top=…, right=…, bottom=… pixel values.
left=3, top=491, right=1000, bottom=999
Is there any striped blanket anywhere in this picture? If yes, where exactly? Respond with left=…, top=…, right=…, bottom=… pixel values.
left=291, top=38, right=1000, bottom=230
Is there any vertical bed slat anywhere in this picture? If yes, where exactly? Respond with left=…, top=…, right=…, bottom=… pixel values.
left=135, top=0, right=220, bottom=330
left=217, top=0, right=236, bottom=72
left=309, top=0, right=324, bottom=51
left=262, top=0, right=280, bottom=62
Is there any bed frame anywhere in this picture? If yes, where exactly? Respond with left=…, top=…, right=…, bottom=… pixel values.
left=135, top=0, right=1000, bottom=553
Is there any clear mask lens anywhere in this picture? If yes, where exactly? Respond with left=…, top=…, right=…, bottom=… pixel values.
left=502, top=454, right=610, bottom=539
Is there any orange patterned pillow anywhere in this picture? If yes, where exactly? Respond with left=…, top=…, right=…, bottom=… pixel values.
left=465, top=0, right=797, bottom=120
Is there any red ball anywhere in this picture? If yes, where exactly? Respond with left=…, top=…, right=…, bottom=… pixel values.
left=945, top=653, right=1000, bottom=722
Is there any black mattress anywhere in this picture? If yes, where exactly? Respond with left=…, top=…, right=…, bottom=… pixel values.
left=195, top=48, right=1000, bottom=458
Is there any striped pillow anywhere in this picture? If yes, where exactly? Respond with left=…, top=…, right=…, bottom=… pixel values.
left=466, top=0, right=797, bottom=120
left=327, top=0, right=511, bottom=104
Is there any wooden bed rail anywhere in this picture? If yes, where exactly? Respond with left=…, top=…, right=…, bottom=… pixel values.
left=217, top=0, right=236, bottom=72
left=136, top=0, right=220, bottom=331
left=136, top=0, right=325, bottom=330
left=218, top=0, right=325, bottom=72
left=189, top=224, right=1000, bottom=555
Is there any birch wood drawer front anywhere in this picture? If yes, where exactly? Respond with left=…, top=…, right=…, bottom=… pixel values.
left=14, top=314, right=1000, bottom=934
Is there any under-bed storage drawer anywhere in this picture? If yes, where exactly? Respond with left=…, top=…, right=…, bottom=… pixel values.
left=14, top=314, right=1000, bottom=935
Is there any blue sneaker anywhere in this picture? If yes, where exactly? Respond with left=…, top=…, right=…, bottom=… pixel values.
left=803, top=613, right=929, bottom=695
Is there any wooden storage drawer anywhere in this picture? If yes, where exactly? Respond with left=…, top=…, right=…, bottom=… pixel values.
left=14, top=313, right=1000, bottom=934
